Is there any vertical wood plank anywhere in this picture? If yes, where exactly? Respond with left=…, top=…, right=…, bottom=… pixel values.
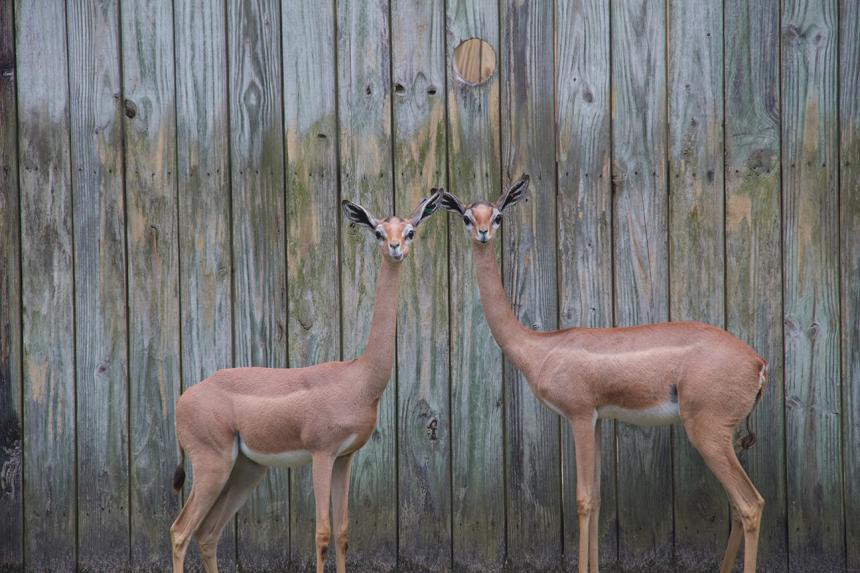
left=841, top=0, right=860, bottom=568
left=499, top=0, right=561, bottom=568
left=228, top=0, right=289, bottom=569
left=781, top=0, right=844, bottom=569
left=0, top=0, right=22, bottom=567
left=667, top=0, right=727, bottom=568
left=67, top=0, right=130, bottom=569
left=610, top=0, right=672, bottom=567
left=120, top=0, right=181, bottom=567
left=15, top=0, right=76, bottom=569
left=337, top=0, right=397, bottom=568
left=281, top=0, right=341, bottom=567
left=444, top=1, right=506, bottom=569
left=556, top=0, right=617, bottom=569
left=390, top=0, right=451, bottom=569
left=175, top=0, right=235, bottom=569
left=724, top=0, right=787, bottom=569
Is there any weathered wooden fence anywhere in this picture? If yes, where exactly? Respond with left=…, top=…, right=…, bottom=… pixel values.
left=1, top=0, right=858, bottom=571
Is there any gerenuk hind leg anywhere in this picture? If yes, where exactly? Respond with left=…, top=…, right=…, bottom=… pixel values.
left=685, top=420, right=764, bottom=573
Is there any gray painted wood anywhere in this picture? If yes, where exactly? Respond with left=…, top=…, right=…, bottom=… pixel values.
left=120, top=0, right=181, bottom=567
left=175, top=0, right=235, bottom=569
left=227, top=0, right=290, bottom=569
left=337, top=0, right=396, bottom=568
left=391, top=1, right=451, bottom=569
left=724, top=0, right=787, bottom=569
left=67, top=0, right=130, bottom=569
left=0, top=0, right=22, bottom=567
left=282, top=0, right=341, bottom=568
left=610, top=0, right=673, bottom=567
left=781, top=0, right=844, bottom=570
left=5, top=2, right=860, bottom=570
left=444, top=1, right=506, bottom=570
left=556, top=0, right=617, bottom=569
left=841, top=1, right=860, bottom=568
left=499, top=1, right=561, bottom=568
left=667, top=1, right=727, bottom=569
left=16, top=0, right=76, bottom=569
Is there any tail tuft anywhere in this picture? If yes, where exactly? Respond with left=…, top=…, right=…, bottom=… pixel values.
left=737, top=362, right=767, bottom=452
left=737, top=427, right=757, bottom=451
left=172, top=465, right=186, bottom=493
left=172, top=447, right=186, bottom=493
left=736, top=412, right=758, bottom=451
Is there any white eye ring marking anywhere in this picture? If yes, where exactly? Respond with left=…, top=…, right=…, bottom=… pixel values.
left=374, top=226, right=386, bottom=241
left=492, top=208, right=502, bottom=227
left=404, top=225, right=415, bottom=241
left=463, top=209, right=474, bottom=227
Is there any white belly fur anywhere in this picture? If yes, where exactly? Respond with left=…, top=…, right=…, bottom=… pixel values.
left=239, top=434, right=359, bottom=468
left=542, top=397, right=567, bottom=418
left=597, top=401, right=680, bottom=426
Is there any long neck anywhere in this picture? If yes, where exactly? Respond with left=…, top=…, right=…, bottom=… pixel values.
left=359, top=256, right=401, bottom=399
left=471, top=241, right=535, bottom=374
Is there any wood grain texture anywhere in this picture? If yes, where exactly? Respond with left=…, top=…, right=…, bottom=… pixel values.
left=555, top=0, right=617, bottom=569
left=337, top=0, right=396, bottom=568
left=282, top=0, right=341, bottom=568
left=67, top=0, right=130, bottom=569
left=667, top=1, right=727, bottom=569
left=15, top=0, right=76, bottom=569
left=841, top=1, right=860, bottom=568
left=227, top=0, right=289, bottom=569
left=724, top=0, right=787, bottom=569
left=7, top=3, right=860, bottom=570
left=444, top=1, right=506, bottom=569
left=0, top=0, right=22, bottom=568
left=499, top=0, right=561, bottom=568
left=175, top=0, right=235, bottom=569
left=391, top=1, right=451, bottom=570
left=781, top=0, right=844, bottom=570
left=120, top=0, right=181, bottom=568
left=610, top=0, right=672, bottom=568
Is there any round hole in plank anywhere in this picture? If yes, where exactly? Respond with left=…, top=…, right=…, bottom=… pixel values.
left=453, top=38, right=496, bottom=86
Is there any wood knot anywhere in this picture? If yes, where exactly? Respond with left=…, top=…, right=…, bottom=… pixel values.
left=426, top=418, right=438, bottom=441
left=783, top=24, right=800, bottom=42
left=748, top=148, right=775, bottom=174
left=123, top=99, right=137, bottom=119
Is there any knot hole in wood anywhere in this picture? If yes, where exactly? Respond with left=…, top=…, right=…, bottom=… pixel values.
left=453, top=38, right=496, bottom=86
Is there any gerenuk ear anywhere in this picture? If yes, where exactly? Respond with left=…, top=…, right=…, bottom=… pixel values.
left=341, top=200, right=380, bottom=231
left=407, top=189, right=442, bottom=227
left=439, top=191, right=466, bottom=215
left=495, top=174, right=530, bottom=212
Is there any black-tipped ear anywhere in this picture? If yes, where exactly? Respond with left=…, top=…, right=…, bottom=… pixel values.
left=440, top=191, right=465, bottom=215
left=408, top=189, right=442, bottom=227
left=341, top=200, right=379, bottom=230
left=495, top=174, right=530, bottom=212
